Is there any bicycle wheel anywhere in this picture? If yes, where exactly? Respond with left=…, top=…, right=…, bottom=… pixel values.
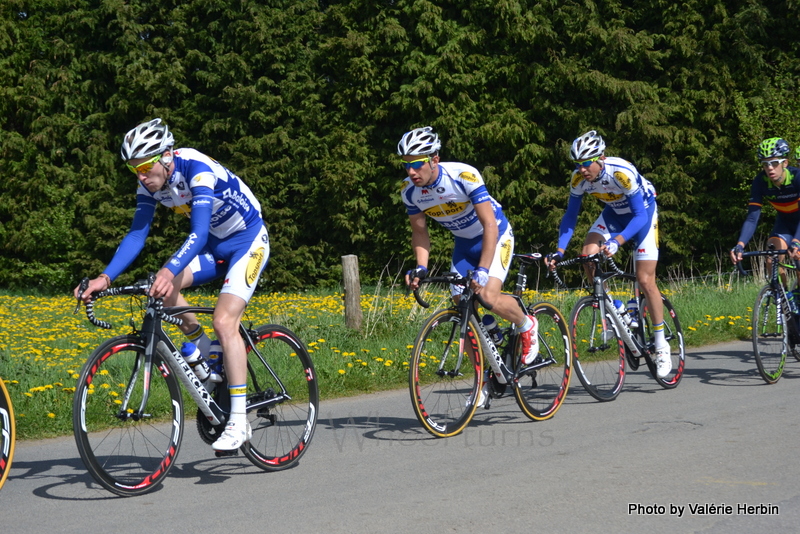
left=409, top=308, right=483, bottom=437
left=570, top=296, right=625, bottom=401
left=241, top=325, right=319, bottom=470
left=73, top=335, right=183, bottom=496
left=513, top=302, right=571, bottom=420
left=641, top=295, right=686, bottom=387
left=751, top=285, right=787, bottom=384
left=0, top=378, right=15, bottom=491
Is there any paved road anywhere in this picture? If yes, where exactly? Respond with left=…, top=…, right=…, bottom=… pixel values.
left=2, top=340, right=800, bottom=533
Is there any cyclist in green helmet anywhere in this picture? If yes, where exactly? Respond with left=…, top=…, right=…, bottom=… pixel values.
left=731, top=137, right=800, bottom=279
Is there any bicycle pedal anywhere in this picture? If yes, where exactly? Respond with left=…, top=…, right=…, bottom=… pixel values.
left=214, top=449, right=240, bottom=458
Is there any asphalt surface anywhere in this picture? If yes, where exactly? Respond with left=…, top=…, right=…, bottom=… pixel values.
left=2, top=339, right=800, bottom=533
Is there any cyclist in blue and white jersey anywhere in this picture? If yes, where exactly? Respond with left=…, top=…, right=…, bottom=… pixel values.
left=730, top=138, right=800, bottom=282
left=544, top=130, right=671, bottom=378
left=398, top=126, right=539, bottom=393
left=74, top=118, right=268, bottom=452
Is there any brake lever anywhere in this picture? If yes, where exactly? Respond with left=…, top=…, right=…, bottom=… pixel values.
left=73, top=277, right=90, bottom=314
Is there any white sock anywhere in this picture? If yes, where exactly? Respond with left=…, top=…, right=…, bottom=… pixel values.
left=517, top=316, right=534, bottom=333
left=228, top=384, right=247, bottom=427
left=653, top=322, right=667, bottom=348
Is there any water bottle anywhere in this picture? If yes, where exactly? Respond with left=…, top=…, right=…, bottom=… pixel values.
left=207, top=340, right=225, bottom=383
left=481, top=314, right=504, bottom=344
left=181, top=342, right=210, bottom=381
left=626, top=298, right=639, bottom=328
left=614, top=299, right=631, bottom=326
left=788, top=290, right=799, bottom=314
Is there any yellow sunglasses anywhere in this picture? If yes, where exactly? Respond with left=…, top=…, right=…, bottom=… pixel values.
left=401, top=157, right=431, bottom=170
left=126, top=154, right=162, bottom=175
left=575, top=157, right=600, bottom=168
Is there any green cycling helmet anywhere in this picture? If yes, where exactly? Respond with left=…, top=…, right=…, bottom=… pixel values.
left=756, top=137, right=790, bottom=160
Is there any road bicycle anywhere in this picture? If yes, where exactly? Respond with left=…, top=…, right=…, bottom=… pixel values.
left=408, top=253, right=572, bottom=438
left=738, top=247, right=800, bottom=384
left=552, top=254, right=685, bottom=401
left=72, top=275, right=318, bottom=496
left=0, top=376, right=14, bottom=491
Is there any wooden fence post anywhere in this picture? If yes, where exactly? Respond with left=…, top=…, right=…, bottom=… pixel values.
left=342, top=254, right=362, bottom=331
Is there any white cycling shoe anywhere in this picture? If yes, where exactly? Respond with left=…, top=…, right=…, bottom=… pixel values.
left=212, top=420, right=252, bottom=451
left=655, top=346, right=672, bottom=378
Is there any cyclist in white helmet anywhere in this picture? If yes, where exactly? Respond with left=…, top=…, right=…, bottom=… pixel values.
left=544, top=130, right=672, bottom=378
left=74, top=118, right=269, bottom=452
left=398, top=126, right=539, bottom=403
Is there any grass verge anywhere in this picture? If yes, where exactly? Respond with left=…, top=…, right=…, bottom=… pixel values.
left=0, top=274, right=760, bottom=440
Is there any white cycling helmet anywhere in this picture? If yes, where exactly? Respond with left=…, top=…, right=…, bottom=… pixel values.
left=570, top=130, right=606, bottom=161
left=397, top=126, right=441, bottom=156
left=120, top=118, right=174, bottom=161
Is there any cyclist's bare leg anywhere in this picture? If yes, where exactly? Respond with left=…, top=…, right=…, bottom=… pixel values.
left=479, top=277, right=525, bottom=325
left=163, top=267, right=201, bottom=336
left=212, top=292, right=248, bottom=387
left=581, top=232, right=605, bottom=281
left=636, top=259, right=664, bottom=325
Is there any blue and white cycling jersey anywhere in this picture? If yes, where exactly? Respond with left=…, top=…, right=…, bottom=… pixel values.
left=567, top=156, right=655, bottom=214
left=400, top=161, right=509, bottom=239
left=104, top=148, right=264, bottom=280
left=557, top=156, right=657, bottom=251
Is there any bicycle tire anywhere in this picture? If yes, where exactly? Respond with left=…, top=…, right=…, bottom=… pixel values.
left=72, top=335, right=183, bottom=497
left=641, top=295, right=686, bottom=388
left=751, top=285, right=787, bottom=384
left=240, top=325, right=319, bottom=471
left=513, top=301, right=571, bottom=420
left=570, top=296, right=625, bottom=401
left=409, top=308, right=483, bottom=437
left=0, top=377, right=15, bottom=491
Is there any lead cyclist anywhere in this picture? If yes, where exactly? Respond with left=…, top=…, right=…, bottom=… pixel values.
left=73, top=118, right=269, bottom=452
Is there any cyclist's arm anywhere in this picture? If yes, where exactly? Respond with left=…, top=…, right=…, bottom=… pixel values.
left=736, top=176, right=766, bottom=247
left=736, top=203, right=762, bottom=247
left=409, top=212, right=430, bottom=269
left=474, top=200, right=498, bottom=271
left=613, top=189, right=647, bottom=245
left=164, top=186, right=214, bottom=276
left=103, top=195, right=158, bottom=281
left=556, top=194, right=583, bottom=253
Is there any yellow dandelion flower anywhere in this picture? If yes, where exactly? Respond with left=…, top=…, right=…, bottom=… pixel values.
left=47, top=413, right=56, bottom=418
left=338, top=369, right=346, bottom=375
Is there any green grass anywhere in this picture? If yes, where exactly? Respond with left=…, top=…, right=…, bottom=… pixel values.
left=0, top=275, right=761, bottom=440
